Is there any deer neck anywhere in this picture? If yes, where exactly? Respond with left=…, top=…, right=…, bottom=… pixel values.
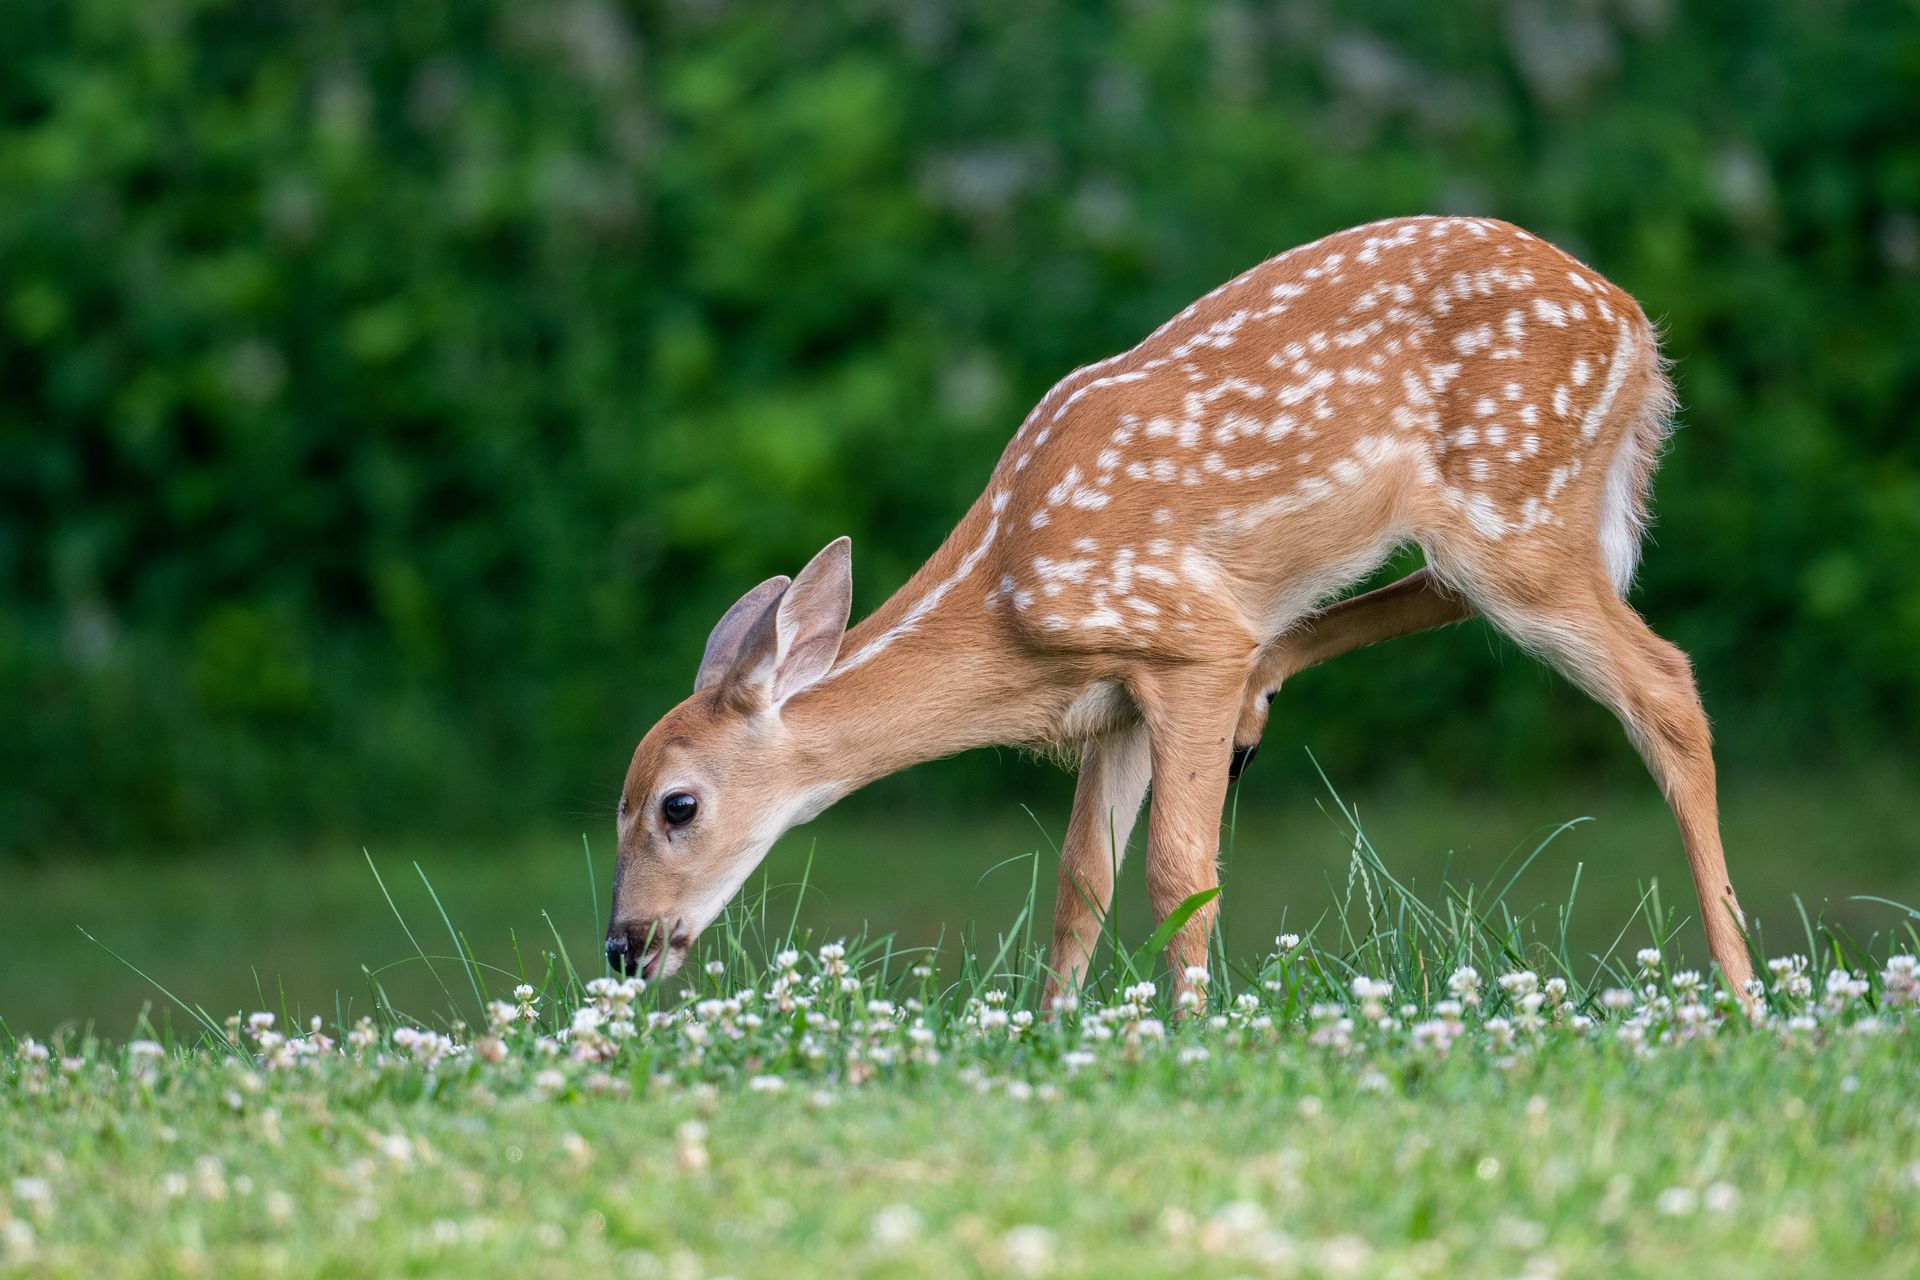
left=779, top=504, right=1065, bottom=797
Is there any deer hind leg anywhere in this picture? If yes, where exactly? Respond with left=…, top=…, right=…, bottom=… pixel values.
left=1456, top=565, right=1755, bottom=995
left=1231, top=568, right=1476, bottom=775
left=1044, top=723, right=1152, bottom=1006
left=1132, top=660, right=1248, bottom=1010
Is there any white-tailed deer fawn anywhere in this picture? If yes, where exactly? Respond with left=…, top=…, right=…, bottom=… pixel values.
left=607, top=216, right=1755, bottom=1004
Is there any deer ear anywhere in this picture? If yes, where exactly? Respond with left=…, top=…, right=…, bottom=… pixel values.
left=722, top=537, right=853, bottom=710
left=695, top=574, right=792, bottom=693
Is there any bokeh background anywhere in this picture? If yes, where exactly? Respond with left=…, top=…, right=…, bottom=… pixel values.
left=4, top=0, right=1917, bottom=1036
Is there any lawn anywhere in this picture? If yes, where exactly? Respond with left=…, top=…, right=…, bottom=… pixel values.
left=4, top=762, right=1917, bottom=1038
left=5, top=771, right=1920, bottom=1277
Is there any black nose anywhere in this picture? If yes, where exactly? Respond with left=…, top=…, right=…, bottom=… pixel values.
left=1229, top=741, right=1260, bottom=780
left=605, top=932, right=638, bottom=976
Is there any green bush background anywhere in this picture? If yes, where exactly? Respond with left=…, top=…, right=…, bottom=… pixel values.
left=4, top=0, right=1917, bottom=853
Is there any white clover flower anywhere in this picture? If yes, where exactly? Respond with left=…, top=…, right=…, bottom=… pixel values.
left=1131, top=1018, right=1167, bottom=1042
left=775, top=949, right=800, bottom=971
left=910, top=962, right=934, bottom=979
left=1182, top=965, right=1210, bottom=989
left=977, top=1008, right=1011, bottom=1032
left=1010, top=1010, right=1035, bottom=1029
left=1276, top=933, right=1302, bottom=951
left=1176, top=989, right=1202, bottom=1010
left=748, top=1074, right=787, bottom=1093
left=1703, top=1182, right=1740, bottom=1213
left=1600, top=988, right=1634, bottom=1012
left=1882, top=954, right=1919, bottom=1006
left=1655, top=1186, right=1698, bottom=1216
left=1350, top=976, right=1392, bottom=1001
left=1177, top=1045, right=1209, bottom=1065
left=1636, top=948, right=1663, bottom=972
left=871, top=1203, right=924, bottom=1249
left=1001, top=1225, right=1056, bottom=1277
left=704, top=960, right=726, bottom=978
left=1497, top=970, right=1539, bottom=998
left=1049, top=991, right=1080, bottom=1013
left=1125, top=981, right=1158, bottom=1006
left=513, top=984, right=536, bottom=1003
left=1824, top=969, right=1869, bottom=1007
left=11, top=1178, right=51, bottom=1210
left=1062, top=1049, right=1097, bottom=1072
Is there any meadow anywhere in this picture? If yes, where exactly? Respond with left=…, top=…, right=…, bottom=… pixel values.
left=5, top=767, right=1920, bottom=1277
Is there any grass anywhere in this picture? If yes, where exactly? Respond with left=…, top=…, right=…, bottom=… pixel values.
left=5, top=762, right=1918, bottom=1037
left=5, top=774, right=1920, bottom=1276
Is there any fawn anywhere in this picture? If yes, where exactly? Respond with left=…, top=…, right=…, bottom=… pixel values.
left=606, top=215, right=1754, bottom=1006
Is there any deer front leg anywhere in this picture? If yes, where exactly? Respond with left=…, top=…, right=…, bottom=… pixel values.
left=1044, top=723, right=1152, bottom=1008
left=1232, top=568, right=1474, bottom=771
left=1135, top=661, right=1248, bottom=1011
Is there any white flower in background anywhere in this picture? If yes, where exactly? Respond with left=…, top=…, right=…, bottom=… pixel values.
left=1823, top=969, right=1869, bottom=1010
left=1768, top=954, right=1813, bottom=1000
left=748, top=1074, right=787, bottom=1093
left=871, top=1203, right=923, bottom=1249
left=1883, top=954, right=1919, bottom=1006
left=818, top=941, right=849, bottom=977
left=1637, top=948, right=1663, bottom=972
left=1276, top=933, right=1302, bottom=951
left=1183, top=965, right=1210, bottom=990
left=1002, top=1225, right=1056, bottom=1277
left=1655, top=1186, right=1698, bottom=1216
left=1497, top=970, right=1538, bottom=998
left=1350, top=976, right=1392, bottom=1021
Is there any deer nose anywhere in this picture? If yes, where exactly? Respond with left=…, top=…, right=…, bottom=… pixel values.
left=605, top=931, right=639, bottom=976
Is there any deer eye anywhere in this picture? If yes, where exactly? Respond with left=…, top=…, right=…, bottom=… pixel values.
left=661, top=792, right=698, bottom=826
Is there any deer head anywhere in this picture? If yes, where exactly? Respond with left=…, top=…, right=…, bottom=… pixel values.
left=605, top=537, right=853, bottom=979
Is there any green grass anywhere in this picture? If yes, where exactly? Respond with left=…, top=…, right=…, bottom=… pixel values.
left=4, top=763, right=1917, bottom=1037
left=5, top=771, right=1920, bottom=1277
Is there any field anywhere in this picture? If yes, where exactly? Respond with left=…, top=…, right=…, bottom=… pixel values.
left=6, top=769, right=1920, bottom=1276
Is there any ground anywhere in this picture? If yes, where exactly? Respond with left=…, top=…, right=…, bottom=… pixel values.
left=4, top=772, right=1920, bottom=1276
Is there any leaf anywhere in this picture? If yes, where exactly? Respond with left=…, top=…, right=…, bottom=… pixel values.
left=1132, top=887, right=1222, bottom=973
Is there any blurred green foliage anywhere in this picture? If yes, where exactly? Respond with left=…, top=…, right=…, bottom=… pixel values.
left=3, top=0, right=1917, bottom=852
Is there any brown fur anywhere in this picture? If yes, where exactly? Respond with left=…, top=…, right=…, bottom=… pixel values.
left=610, top=217, right=1754, bottom=1002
